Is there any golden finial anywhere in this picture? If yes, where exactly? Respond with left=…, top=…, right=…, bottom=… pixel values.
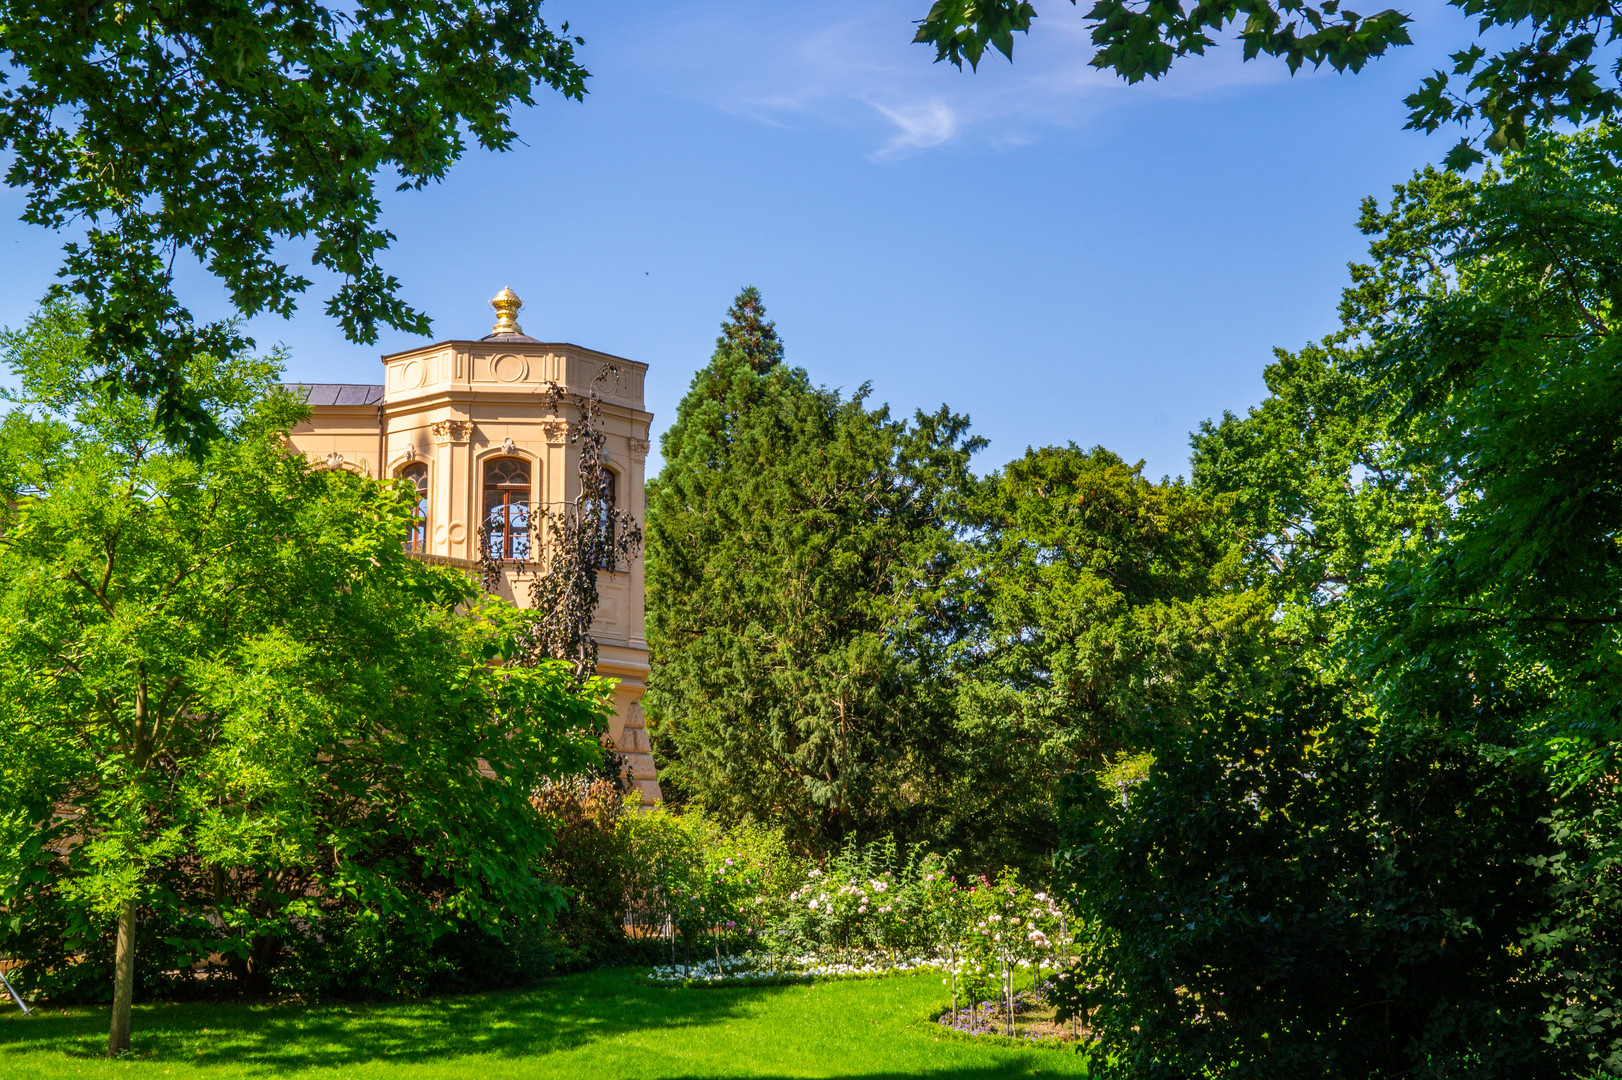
left=490, top=287, right=523, bottom=335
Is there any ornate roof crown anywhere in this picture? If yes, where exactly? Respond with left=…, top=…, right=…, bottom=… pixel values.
left=490, top=286, right=523, bottom=335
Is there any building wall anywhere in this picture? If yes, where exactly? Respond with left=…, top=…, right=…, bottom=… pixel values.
left=285, top=332, right=661, bottom=804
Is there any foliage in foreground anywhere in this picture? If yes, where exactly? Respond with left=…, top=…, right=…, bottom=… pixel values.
left=0, top=304, right=607, bottom=1047
left=1342, top=127, right=1622, bottom=1076
left=0, top=0, right=589, bottom=449
left=912, top=0, right=1622, bottom=168
left=1058, top=677, right=1560, bottom=1078
left=1053, top=126, right=1622, bottom=1078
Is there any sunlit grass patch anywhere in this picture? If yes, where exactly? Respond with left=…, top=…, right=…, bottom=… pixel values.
left=0, top=967, right=1089, bottom=1078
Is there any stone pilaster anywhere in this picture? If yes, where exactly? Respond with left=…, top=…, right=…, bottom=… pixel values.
left=616, top=698, right=662, bottom=805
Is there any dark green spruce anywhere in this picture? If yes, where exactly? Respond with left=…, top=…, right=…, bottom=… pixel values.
left=644, top=288, right=981, bottom=853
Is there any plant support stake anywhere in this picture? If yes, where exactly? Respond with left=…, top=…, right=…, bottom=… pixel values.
left=0, top=967, right=31, bottom=1016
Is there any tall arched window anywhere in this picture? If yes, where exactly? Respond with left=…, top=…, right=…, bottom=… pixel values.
left=483, top=457, right=531, bottom=560
left=400, top=463, right=428, bottom=553
left=595, top=469, right=618, bottom=568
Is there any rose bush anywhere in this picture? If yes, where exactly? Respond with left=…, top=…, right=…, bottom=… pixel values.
left=622, top=828, right=1076, bottom=996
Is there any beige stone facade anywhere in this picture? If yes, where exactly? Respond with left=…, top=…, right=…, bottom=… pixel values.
left=283, top=292, right=661, bottom=803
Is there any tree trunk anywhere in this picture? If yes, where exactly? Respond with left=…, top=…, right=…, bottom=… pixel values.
left=227, top=934, right=280, bottom=997
left=107, top=899, right=137, bottom=1056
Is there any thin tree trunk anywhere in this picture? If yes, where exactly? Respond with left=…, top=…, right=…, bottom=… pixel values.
left=1005, top=960, right=1014, bottom=1036
left=107, top=900, right=137, bottom=1056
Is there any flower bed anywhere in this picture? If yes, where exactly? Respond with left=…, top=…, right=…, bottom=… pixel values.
left=643, top=953, right=948, bottom=987
left=934, top=977, right=1088, bottom=1044
left=619, top=830, right=1081, bottom=1036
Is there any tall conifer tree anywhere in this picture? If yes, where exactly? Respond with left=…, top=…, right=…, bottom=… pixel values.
left=716, top=286, right=784, bottom=371
left=644, top=289, right=981, bottom=851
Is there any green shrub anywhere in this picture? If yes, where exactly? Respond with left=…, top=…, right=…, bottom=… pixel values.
left=4, top=894, right=222, bottom=1004
left=271, top=915, right=557, bottom=1003
left=1054, top=678, right=1570, bottom=1079
left=533, top=778, right=637, bottom=970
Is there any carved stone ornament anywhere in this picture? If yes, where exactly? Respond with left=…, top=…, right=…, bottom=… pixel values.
left=501, top=436, right=518, bottom=456
left=324, top=451, right=345, bottom=470
left=399, top=445, right=416, bottom=463
left=431, top=419, right=473, bottom=445
left=542, top=420, right=569, bottom=444
left=628, top=437, right=651, bottom=461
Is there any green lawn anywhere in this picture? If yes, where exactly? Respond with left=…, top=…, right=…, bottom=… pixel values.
left=0, top=969, right=1089, bottom=1079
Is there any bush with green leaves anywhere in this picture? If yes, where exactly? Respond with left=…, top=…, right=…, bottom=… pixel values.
left=775, top=838, right=941, bottom=964
left=268, top=914, right=558, bottom=1003
left=0, top=303, right=608, bottom=1045
left=618, top=825, right=1078, bottom=986
left=1053, top=678, right=1563, bottom=1078
left=530, top=778, right=642, bottom=971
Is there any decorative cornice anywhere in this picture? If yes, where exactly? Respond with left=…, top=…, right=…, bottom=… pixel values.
left=628, top=437, right=651, bottom=462
left=431, top=419, right=473, bottom=445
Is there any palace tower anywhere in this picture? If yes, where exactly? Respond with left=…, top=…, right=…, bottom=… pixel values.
left=283, top=289, right=660, bottom=803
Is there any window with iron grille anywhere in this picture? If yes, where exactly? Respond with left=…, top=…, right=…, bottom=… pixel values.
left=594, top=469, right=617, bottom=568
left=483, top=457, right=531, bottom=560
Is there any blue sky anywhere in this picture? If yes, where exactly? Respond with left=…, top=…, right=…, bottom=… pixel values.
left=0, top=1, right=1485, bottom=479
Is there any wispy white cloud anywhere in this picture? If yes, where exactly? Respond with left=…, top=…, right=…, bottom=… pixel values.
left=869, top=98, right=957, bottom=156
left=608, top=0, right=1313, bottom=158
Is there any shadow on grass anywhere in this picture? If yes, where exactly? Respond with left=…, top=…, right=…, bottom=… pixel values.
left=0, top=970, right=1091, bottom=1077
left=0, top=968, right=796, bottom=1071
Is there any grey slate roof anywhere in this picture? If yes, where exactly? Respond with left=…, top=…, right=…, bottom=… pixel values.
left=283, top=383, right=384, bottom=406
left=480, top=331, right=541, bottom=344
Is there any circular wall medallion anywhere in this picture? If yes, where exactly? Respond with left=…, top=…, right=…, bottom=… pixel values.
left=401, top=359, right=425, bottom=388
left=491, top=353, right=527, bottom=383
left=447, top=521, right=467, bottom=545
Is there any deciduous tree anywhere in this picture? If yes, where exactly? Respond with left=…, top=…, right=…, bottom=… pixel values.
left=913, top=0, right=1622, bottom=165
left=1055, top=125, right=1622, bottom=1077
left=0, top=302, right=605, bottom=1054
left=0, top=0, right=588, bottom=450
left=947, top=445, right=1267, bottom=871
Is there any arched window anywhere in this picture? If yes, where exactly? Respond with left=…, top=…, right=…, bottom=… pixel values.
left=593, top=469, right=618, bottom=569
left=399, top=463, right=428, bottom=553
left=483, top=457, right=531, bottom=560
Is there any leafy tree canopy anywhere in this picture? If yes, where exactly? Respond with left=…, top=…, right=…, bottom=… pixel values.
left=912, top=0, right=1622, bottom=164
left=944, top=445, right=1269, bottom=870
left=0, top=0, right=587, bottom=451
left=1061, top=124, right=1622, bottom=1077
left=1058, top=675, right=1564, bottom=1079
left=0, top=302, right=606, bottom=1052
left=1190, top=336, right=1457, bottom=663
left=1331, top=127, right=1622, bottom=765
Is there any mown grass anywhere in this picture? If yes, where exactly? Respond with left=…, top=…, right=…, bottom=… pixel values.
left=0, top=968, right=1089, bottom=1079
